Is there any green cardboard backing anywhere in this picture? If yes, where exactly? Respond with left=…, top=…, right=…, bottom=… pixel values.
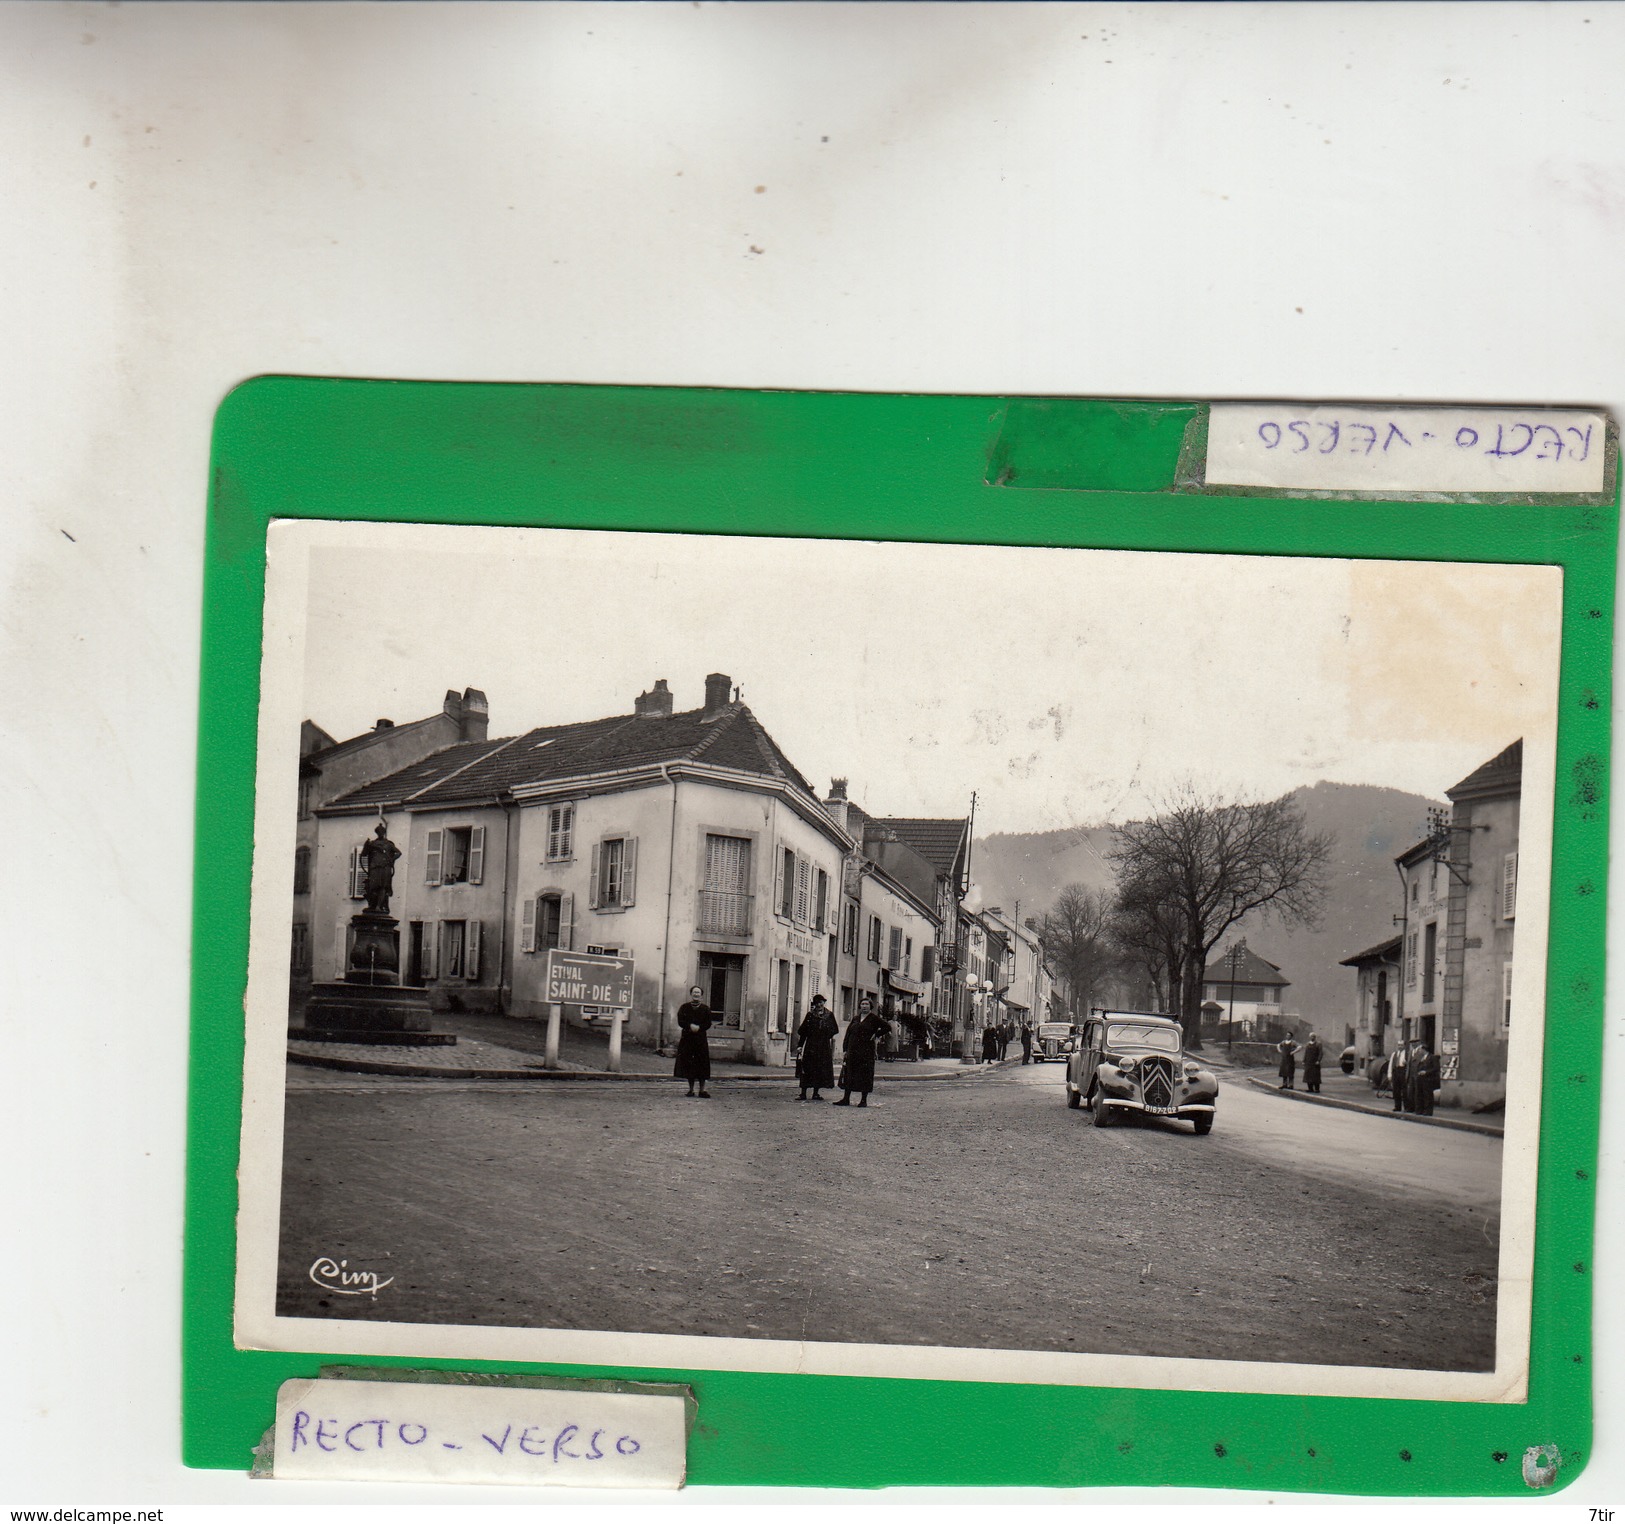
left=186, top=379, right=1613, bottom=1494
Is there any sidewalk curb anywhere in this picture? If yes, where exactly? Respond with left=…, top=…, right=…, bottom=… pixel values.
left=1241, top=1075, right=1504, bottom=1137
left=288, top=1048, right=1021, bottom=1085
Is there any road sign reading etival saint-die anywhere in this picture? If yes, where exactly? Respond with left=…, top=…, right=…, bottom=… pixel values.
left=544, top=948, right=634, bottom=1009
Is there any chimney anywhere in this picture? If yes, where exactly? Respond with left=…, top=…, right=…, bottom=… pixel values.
left=444, top=686, right=489, bottom=742
left=374, top=718, right=394, bottom=731
left=827, top=778, right=848, bottom=802
left=634, top=679, right=674, bottom=719
left=702, top=672, right=733, bottom=719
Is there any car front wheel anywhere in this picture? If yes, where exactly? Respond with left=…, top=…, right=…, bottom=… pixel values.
left=1066, top=1079, right=1081, bottom=1109
left=1091, top=1087, right=1112, bottom=1127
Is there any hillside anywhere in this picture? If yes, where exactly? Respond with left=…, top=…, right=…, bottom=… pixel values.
left=974, top=781, right=1442, bottom=1034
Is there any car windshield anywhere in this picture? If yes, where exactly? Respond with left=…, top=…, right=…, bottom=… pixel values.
left=1038, top=1024, right=1071, bottom=1038
left=1107, top=1022, right=1181, bottom=1054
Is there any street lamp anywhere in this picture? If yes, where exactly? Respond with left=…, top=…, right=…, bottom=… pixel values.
left=1226, top=938, right=1248, bottom=1056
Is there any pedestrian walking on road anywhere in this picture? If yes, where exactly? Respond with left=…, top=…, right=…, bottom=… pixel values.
left=1277, top=1035, right=1299, bottom=1090
left=1389, top=1040, right=1410, bottom=1113
left=1303, top=1033, right=1323, bottom=1094
left=1020, top=1022, right=1034, bottom=1065
left=835, top=996, right=888, bottom=1107
left=980, top=1024, right=999, bottom=1064
left=795, top=994, right=838, bottom=1102
left=673, top=985, right=714, bottom=1099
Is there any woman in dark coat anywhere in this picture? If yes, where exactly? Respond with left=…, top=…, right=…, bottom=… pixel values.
left=835, top=997, right=888, bottom=1107
left=981, top=1024, right=1000, bottom=1063
left=795, top=994, right=839, bottom=1101
left=1277, top=1036, right=1299, bottom=1090
left=1302, top=1033, right=1323, bottom=1094
left=673, top=984, right=713, bottom=1098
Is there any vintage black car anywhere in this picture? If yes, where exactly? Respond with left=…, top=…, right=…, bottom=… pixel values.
left=1031, top=1021, right=1076, bottom=1062
left=1064, top=1010, right=1218, bottom=1134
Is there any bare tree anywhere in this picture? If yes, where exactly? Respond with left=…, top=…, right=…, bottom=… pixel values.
left=1107, top=787, right=1334, bottom=1050
left=1108, top=865, right=1187, bottom=1014
left=1038, top=883, right=1116, bottom=1019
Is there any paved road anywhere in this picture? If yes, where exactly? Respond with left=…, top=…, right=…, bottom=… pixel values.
left=277, top=1058, right=1502, bottom=1371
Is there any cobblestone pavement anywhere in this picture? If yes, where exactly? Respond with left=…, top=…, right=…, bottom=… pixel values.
left=276, top=1061, right=1501, bottom=1372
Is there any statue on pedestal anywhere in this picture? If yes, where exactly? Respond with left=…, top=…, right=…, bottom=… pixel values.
left=359, top=820, right=401, bottom=915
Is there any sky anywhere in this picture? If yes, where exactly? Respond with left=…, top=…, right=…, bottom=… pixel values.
left=275, top=521, right=1563, bottom=837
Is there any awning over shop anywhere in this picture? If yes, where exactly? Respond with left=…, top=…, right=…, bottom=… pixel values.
left=882, top=969, right=929, bottom=999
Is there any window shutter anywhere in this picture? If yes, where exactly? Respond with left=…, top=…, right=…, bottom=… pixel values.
left=467, top=919, right=482, bottom=980
left=561, top=892, right=576, bottom=950
left=469, top=826, right=486, bottom=885
left=589, top=843, right=602, bottom=909
left=889, top=927, right=902, bottom=970
left=774, top=850, right=786, bottom=917
left=521, top=897, right=536, bottom=954
left=621, top=837, right=638, bottom=908
left=334, top=920, right=349, bottom=978
left=348, top=846, right=362, bottom=900
left=1503, top=961, right=1514, bottom=1031
left=1503, top=852, right=1518, bottom=919
left=425, top=830, right=443, bottom=885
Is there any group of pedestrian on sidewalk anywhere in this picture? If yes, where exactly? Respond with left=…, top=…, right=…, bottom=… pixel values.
left=1384, top=1039, right=1443, bottom=1115
left=1274, top=1032, right=1324, bottom=1093
left=671, top=988, right=891, bottom=1108
left=980, top=1019, right=1029, bottom=1063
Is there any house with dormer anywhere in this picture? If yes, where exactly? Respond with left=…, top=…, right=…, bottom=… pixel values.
left=307, top=672, right=852, bottom=1065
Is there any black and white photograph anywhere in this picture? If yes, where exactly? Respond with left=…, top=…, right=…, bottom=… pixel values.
left=236, top=518, right=1559, bottom=1402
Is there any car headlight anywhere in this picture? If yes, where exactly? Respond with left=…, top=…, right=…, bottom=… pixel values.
left=1182, top=1061, right=1203, bottom=1080
left=1116, top=1056, right=1137, bottom=1073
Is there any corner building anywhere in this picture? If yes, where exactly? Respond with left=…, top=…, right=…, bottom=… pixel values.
left=309, top=673, right=851, bottom=1066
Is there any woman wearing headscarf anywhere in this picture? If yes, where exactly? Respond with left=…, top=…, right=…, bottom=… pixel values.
left=673, top=984, right=713, bottom=1099
left=795, top=994, right=839, bottom=1102
left=1277, top=1034, right=1299, bottom=1091
left=834, top=995, right=889, bottom=1108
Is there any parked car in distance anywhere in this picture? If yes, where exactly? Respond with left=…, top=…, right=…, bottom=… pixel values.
left=1032, top=1021, right=1076, bottom=1062
left=1064, top=1010, right=1218, bottom=1134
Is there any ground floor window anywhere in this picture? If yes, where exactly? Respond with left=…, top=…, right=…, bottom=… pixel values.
left=441, top=920, right=466, bottom=978
left=290, top=922, right=309, bottom=973
left=698, top=950, right=746, bottom=1029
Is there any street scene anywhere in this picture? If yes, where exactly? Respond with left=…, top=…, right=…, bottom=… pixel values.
left=245, top=521, right=1559, bottom=1381
left=277, top=1056, right=1501, bottom=1371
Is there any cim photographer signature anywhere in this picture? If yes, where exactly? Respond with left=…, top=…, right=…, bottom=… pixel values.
left=309, top=1255, right=393, bottom=1297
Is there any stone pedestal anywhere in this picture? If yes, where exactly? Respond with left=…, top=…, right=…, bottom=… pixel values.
left=294, top=911, right=456, bottom=1047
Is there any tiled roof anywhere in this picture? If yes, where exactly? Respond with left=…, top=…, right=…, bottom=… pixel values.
left=1340, top=934, right=1403, bottom=967
left=305, top=711, right=438, bottom=767
left=326, top=704, right=815, bottom=811
left=1201, top=946, right=1290, bottom=987
left=327, top=738, right=513, bottom=809
left=871, top=817, right=968, bottom=878
left=1447, top=739, right=1523, bottom=800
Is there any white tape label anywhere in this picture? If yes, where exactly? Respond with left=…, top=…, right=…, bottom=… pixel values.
left=1206, top=404, right=1606, bottom=494
left=271, top=1377, right=687, bottom=1488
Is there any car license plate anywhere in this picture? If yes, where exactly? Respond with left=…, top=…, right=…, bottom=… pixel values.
left=1146, top=1105, right=1178, bottom=1115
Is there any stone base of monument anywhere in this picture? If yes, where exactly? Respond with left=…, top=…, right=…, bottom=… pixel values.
left=294, top=911, right=458, bottom=1047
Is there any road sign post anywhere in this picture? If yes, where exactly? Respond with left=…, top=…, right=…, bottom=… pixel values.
left=543, top=948, right=636, bottom=1072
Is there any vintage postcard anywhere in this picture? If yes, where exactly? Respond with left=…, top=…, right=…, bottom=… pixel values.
left=235, top=519, right=1560, bottom=1403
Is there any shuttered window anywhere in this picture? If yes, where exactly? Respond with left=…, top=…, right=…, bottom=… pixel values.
left=466, top=919, right=482, bottom=981
left=425, top=830, right=443, bottom=885
left=814, top=869, right=829, bottom=931
left=888, top=926, right=903, bottom=971
left=547, top=804, right=575, bottom=861
left=704, top=834, right=751, bottom=893
left=348, top=845, right=364, bottom=900
left=794, top=857, right=811, bottom=925
left=1503, top=852, right=1518, bottom=920
left=1503, top=962, right=1514, bottom=1033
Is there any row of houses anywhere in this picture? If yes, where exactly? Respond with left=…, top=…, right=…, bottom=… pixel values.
left=1340, top=740, right=1522, bottom=1110
left=290, top=674, right=1055, bottom=1064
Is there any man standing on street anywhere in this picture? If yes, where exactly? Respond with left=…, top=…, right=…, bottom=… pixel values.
left=1389, top=1038, right=1409, bottom=1113
left=1303, top=1032, right=1323, bottom=1094
left=1020, top=1022, right=1034, bottom=1065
